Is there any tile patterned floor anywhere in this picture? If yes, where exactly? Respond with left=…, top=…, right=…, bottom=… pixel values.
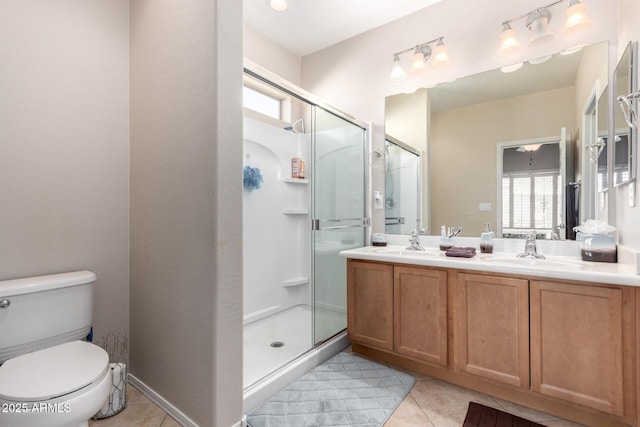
left=89, top=384, right=180, bottom=427
left=98, top=359, right=586, bottom=427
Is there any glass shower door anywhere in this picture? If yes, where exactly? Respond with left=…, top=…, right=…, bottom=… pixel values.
left=312, top=107, right=367, bottom=345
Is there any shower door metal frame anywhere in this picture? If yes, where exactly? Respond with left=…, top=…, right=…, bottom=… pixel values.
left=243, top=59, right=371, bottom=346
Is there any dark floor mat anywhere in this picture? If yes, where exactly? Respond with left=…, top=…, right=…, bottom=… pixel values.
left=463, top=401, right=546, bottom=427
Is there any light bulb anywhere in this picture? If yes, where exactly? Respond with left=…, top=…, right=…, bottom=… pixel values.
left=431, top=39, right=450, bottom=69
left=562, top=0, right=592, bottom=35
left=527, top=9, right=554, bottom=47
left=409, top=47, right=428, bottom=76
left=389, top=54, right=406, bottom=81
left=498, top=24, right=520, bottom=56
left=269, top=0, right=288, bottom=12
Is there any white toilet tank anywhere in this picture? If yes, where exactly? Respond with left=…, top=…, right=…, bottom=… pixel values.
left=0, top=271, right=96, bottom=364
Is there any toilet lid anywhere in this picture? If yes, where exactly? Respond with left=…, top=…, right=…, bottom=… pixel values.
left=0, top=341, right=109, bottom=401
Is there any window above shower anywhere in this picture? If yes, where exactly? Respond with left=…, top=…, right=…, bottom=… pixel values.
left=243, top=75, right=293, bottom=125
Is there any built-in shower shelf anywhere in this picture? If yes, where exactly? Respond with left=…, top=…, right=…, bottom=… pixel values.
left=282, top=178, right=309, bottom=184
left=283, top=277, right=309, bottom=287
left=283, top=209, right=309, bottom=215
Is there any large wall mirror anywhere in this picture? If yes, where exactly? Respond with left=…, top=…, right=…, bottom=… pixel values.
left=613, top=42, right=637, bottom=187
left=385, top=41, right=609, bottom=239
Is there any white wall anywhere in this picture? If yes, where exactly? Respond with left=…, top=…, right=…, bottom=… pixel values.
left=244, top=24, right=302, bottom=86
left=130, top=1, right=243, bottom=425
left=301, top=0, right=617, bottom=235
left=0, top=0, right=129, bottom=345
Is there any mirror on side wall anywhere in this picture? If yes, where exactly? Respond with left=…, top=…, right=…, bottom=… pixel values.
left=385, top=41, right=609, bottom=239
left=613, top=42, right=637, bottom=187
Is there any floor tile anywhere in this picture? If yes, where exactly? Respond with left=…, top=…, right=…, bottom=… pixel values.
left=89, top=402, right=166, bottom=427
left=126, top=383, right=153, bottom=405
left=383, top=392, right=434, bottom=427
left=160, top=415, right=183, bottom=426
left=409, top=379, right=503, bottom=427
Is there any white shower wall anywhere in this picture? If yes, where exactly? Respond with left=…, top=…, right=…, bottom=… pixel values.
left=243, top=117, right=311, bottom=324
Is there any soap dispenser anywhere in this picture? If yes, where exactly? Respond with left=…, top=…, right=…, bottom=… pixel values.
left=480, top=223, right=494, bottom=254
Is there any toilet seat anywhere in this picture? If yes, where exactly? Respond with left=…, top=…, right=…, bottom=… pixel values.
left=0, top=341, right=109, bottom=402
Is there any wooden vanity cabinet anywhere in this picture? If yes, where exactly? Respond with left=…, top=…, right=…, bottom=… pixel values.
left=394, top=266, right=448, bottom=366
left=347, top=259, right=637, bottom=426
left=454, top=273, right=530, bottom=388
left=347, top=260, right=394, bottom=350
left=530, top=280, right=635, bottom=418
left=347, top=260, right=448, bottom=365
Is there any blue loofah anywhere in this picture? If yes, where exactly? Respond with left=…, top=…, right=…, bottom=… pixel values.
left=243, top=165, right=263, bottom=191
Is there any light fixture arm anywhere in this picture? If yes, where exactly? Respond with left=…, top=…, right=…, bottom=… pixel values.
left=501, top=0, right=569, bottom=27
left=392, top=36, right=445, bottom=58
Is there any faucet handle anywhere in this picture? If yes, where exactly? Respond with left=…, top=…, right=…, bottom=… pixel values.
left=418, top=228, right=428, bottom=235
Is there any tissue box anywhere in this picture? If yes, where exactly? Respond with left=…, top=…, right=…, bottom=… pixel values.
left=580, top=233, right=617, bottom=263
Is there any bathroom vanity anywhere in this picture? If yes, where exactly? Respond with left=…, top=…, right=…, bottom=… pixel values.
left=341, top=245, right=640, bottom=427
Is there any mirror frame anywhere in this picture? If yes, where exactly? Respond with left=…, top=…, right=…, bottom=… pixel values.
left=613, top=41, right=638, bottom=187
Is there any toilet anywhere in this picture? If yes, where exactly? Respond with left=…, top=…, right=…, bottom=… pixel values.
left=0, top=271, right=112, bottom=427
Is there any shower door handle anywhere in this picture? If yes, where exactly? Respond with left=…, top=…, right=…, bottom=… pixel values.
left=312, top=218, right=371, bottom=231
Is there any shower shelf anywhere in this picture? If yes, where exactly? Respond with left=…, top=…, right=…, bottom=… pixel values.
left=283, top=209, right=309, bottom=215
left=283, top=277, right=309, bottom=287
left=282, top=178, right=309, bottom=184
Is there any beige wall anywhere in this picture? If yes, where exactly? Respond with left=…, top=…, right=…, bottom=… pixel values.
left=430, top=87, right=574, bottom=236
left=300, top=0, right=616, bottom=235
left=0, top=1, right=129, bottom=343
left=244, top=24, right=302, bottom=85
left=130, top=1, right=243, bottom=426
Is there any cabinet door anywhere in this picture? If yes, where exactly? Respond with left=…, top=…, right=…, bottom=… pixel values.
left=454, top=273, right=529, bottom=388
left=394, top=266, right=448, bottom=366
left=530, top=281, right=624, bottom=416
left=347, top=260, right=393, bottom=350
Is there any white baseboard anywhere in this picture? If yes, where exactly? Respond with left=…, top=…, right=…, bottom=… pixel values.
left=128, top=374, right=199, bottom=427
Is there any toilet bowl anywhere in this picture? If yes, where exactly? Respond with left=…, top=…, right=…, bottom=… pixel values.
left=0, top=341, right=111, bottom=427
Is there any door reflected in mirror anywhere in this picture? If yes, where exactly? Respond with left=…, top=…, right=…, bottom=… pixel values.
left=613, top=41, right=636, bottom=186
left=499, top=138, right=566, bottom=240
left=384, top=137, right=422, bottom=234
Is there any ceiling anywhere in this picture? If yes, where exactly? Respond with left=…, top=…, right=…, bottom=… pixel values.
left=243, top=0, right=443, bottom=57
left=429, top=48, right=585, bottom=112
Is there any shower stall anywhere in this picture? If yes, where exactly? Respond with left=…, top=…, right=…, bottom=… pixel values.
left=242, top=65, right=369, bottom=410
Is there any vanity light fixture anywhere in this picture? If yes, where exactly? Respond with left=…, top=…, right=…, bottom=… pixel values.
left=389, top=37, right=448, bottom=81
left=498, top=0, right=592, bottom=55
left=269, top=0, right=288, bottom=12
left=498, top=23, right=520, bottom=56
left=562, top=0, right=592, bottom=35
left=527, top=8, right=554, bottom=47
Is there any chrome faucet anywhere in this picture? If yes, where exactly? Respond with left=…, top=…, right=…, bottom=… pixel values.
left=517, top=230, right=545, bottom=259
left=407, top=229, right=427, bottom=251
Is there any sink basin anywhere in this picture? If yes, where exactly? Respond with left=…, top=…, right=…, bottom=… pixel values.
left=372, top=248, right=434, bottom=256
left=480, top=256, right=584, bottom=270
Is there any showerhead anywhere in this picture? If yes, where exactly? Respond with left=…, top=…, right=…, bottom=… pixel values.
left=284, top=118, right=305, bottom=134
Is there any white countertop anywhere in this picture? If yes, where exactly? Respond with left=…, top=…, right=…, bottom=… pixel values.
left=340, top=244, right=640, bottom=287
